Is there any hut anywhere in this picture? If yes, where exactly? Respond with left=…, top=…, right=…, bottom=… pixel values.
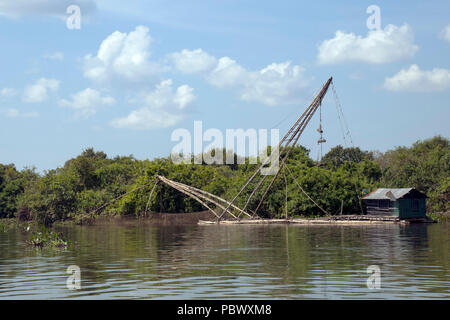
left=362, top=188, right=427, bottom=219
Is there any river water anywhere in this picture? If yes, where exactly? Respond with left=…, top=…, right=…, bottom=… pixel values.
left=0, top=222, right=449, bottom=299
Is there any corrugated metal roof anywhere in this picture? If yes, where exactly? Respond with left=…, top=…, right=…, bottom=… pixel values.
left=362, top=188, right=414, bottom=200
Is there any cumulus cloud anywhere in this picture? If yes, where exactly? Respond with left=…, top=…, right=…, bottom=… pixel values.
left=174, top=85, right=195, bottom=109
left=384, top=64, right=450, bottom=92
left=84, top=25, right=163, bottom=82
left=169, top=49, right=217, bottom=74
left=59, top=88, right=115, bottom=117
left=439, top=25, right=450, bottom=42
left=85, top=26, right=311, bottom=113
left=0, top=0, right=96, bottom=17
left=111, top=79, right=195, bottom=130
left=111, top=108, right=183, bottom=130
left=22, top=78, right=59, bottom=103
left=241, top=62, right=309, bottom=105
left=170, top=49, right=310, bottom=106
left=318, top=24, right=418, bottom=64
left=0, top=87, right=18, bottom=98
left=207, top=56, right=248, bottom=88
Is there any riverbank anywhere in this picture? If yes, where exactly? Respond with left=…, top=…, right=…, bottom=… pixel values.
left=428, top=211, right=450, bottom=223
left=49, top=210, right=216, bottom=227
left=198, top=214, right=437, bottom=225
left=2, top=210, right=446, bottom=229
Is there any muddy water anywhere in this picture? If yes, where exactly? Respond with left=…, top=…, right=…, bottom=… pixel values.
left=0, top=222, right=449, bottom=299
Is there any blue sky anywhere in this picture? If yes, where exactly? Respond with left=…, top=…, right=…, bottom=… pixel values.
left=0, top=0, right=449, bottom=171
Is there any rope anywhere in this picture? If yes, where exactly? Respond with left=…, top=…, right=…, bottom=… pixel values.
left=144, top=179, right=159, bottom=217
left=217, top=78, right=333, bottom=221
left=89, top=181, right=154, bottom=216
left=331, top=81, right=353, bottom=146
left=285, top=164, right=330, bottom=216
left=331, top=80, right=363, bottom=214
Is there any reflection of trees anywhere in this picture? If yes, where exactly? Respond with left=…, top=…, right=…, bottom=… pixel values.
left=49, top=224, right=320, bottom=296
left=427, top=224, right=449, bottom=271
left=1, top=222, right=449, bottom=298
left=55, top=225, right=161, bottom=287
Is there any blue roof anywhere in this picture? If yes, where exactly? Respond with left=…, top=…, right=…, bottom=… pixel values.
left=362, top=188, right=415, bottom=200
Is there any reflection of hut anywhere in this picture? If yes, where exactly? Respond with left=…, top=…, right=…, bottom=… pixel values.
left=362, top=188, right=427, bottom=219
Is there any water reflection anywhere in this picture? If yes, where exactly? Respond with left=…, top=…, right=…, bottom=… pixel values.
left=0, top=222, right=448, bottom=299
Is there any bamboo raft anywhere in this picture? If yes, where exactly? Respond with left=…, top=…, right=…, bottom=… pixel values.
left=198, top=215, right=436, bottom=225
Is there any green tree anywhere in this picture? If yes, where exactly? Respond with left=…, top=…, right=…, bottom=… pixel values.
left=321, top=145, right=373, bottom=168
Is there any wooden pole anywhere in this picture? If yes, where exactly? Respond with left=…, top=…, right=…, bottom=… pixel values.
left=215, top=79, right=334, bottom=221
left=90, top=181, right=153, bottom=216
left=252, top=77, right=333, bottom=217
left=252, top=103, right=319, bottom=216
left=285, top=173, right=288, bottom=220
left=144, top=179, right=159, bottom=217
left=157, top=176, right=240, bottom=219
left=163, top=176, right=251, bottom=218
left=158, top=176, right=236, bottom=218
left=157, top=176, right=221, bottom=219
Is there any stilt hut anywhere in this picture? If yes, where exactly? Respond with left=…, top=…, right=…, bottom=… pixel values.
left=362, top=188, right=427, bottom=219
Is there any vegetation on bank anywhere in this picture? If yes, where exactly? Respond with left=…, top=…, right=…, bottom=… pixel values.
left=428, top=212, right=450, bottom=223
left=0, top=136, right=448, bottom=225
left=0, top=218, right=18, bottom=232
left=0, top=219, right=71, bottom=248
left=26, top=226, right=71, bottom=248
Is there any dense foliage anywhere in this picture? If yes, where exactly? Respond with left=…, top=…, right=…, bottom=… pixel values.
left=374, top=136, right=449, bottom=214
left=0, top=136, right=448, bottom=224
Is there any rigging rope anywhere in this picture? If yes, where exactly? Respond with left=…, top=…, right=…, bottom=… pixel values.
left=90, top=181, right=155, bottom=216
left=331, top=80, right=363, bottom=214
left=331, top=81, right=353, bottom=146
left=285, top=165, right=330, bottom=216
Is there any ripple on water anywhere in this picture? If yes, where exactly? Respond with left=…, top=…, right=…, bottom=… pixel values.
left=0, top=223, right=448, bottom=299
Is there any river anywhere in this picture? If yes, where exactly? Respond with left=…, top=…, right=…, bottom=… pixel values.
left=0, top=222, right=449, bottom=299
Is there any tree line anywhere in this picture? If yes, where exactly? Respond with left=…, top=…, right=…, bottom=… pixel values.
left=0, top=135, right=448, bottom=225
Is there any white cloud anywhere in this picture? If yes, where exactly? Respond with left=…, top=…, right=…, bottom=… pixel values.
left=318, top=24, right=418, bottom=64
left=44, top=52, right=64, bottom=61
left=22, top=78, right=59, bottom=103
left=0, top=0, right=96, bottom=17
left=170, top=49, right=311, bottom=106
left=84, top=25, right=163, bottom=82
left=1, top=108, right=38, bottom=118
left=59, top=88, right=115, bottom=117
left=85, top=26, right=310, bottom=110
left=111, top=108, right=183, bottom=130
left=207, top=56, right=248, bottom=88
left=111, top=79, right=195, bottom=130
left=384, top=64, right=450, bottom=92
left=0, top=87, right=18, bottom=98
left=174, top=85, right=195, bottom=109
left=439, top=25, right=450, bottom=42
left=241, top=62, right=309, bottom=106
left=169, top=49, right=217, bottom=74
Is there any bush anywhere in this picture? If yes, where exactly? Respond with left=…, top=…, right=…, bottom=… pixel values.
left=0, top=138, right=447, bottom=223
